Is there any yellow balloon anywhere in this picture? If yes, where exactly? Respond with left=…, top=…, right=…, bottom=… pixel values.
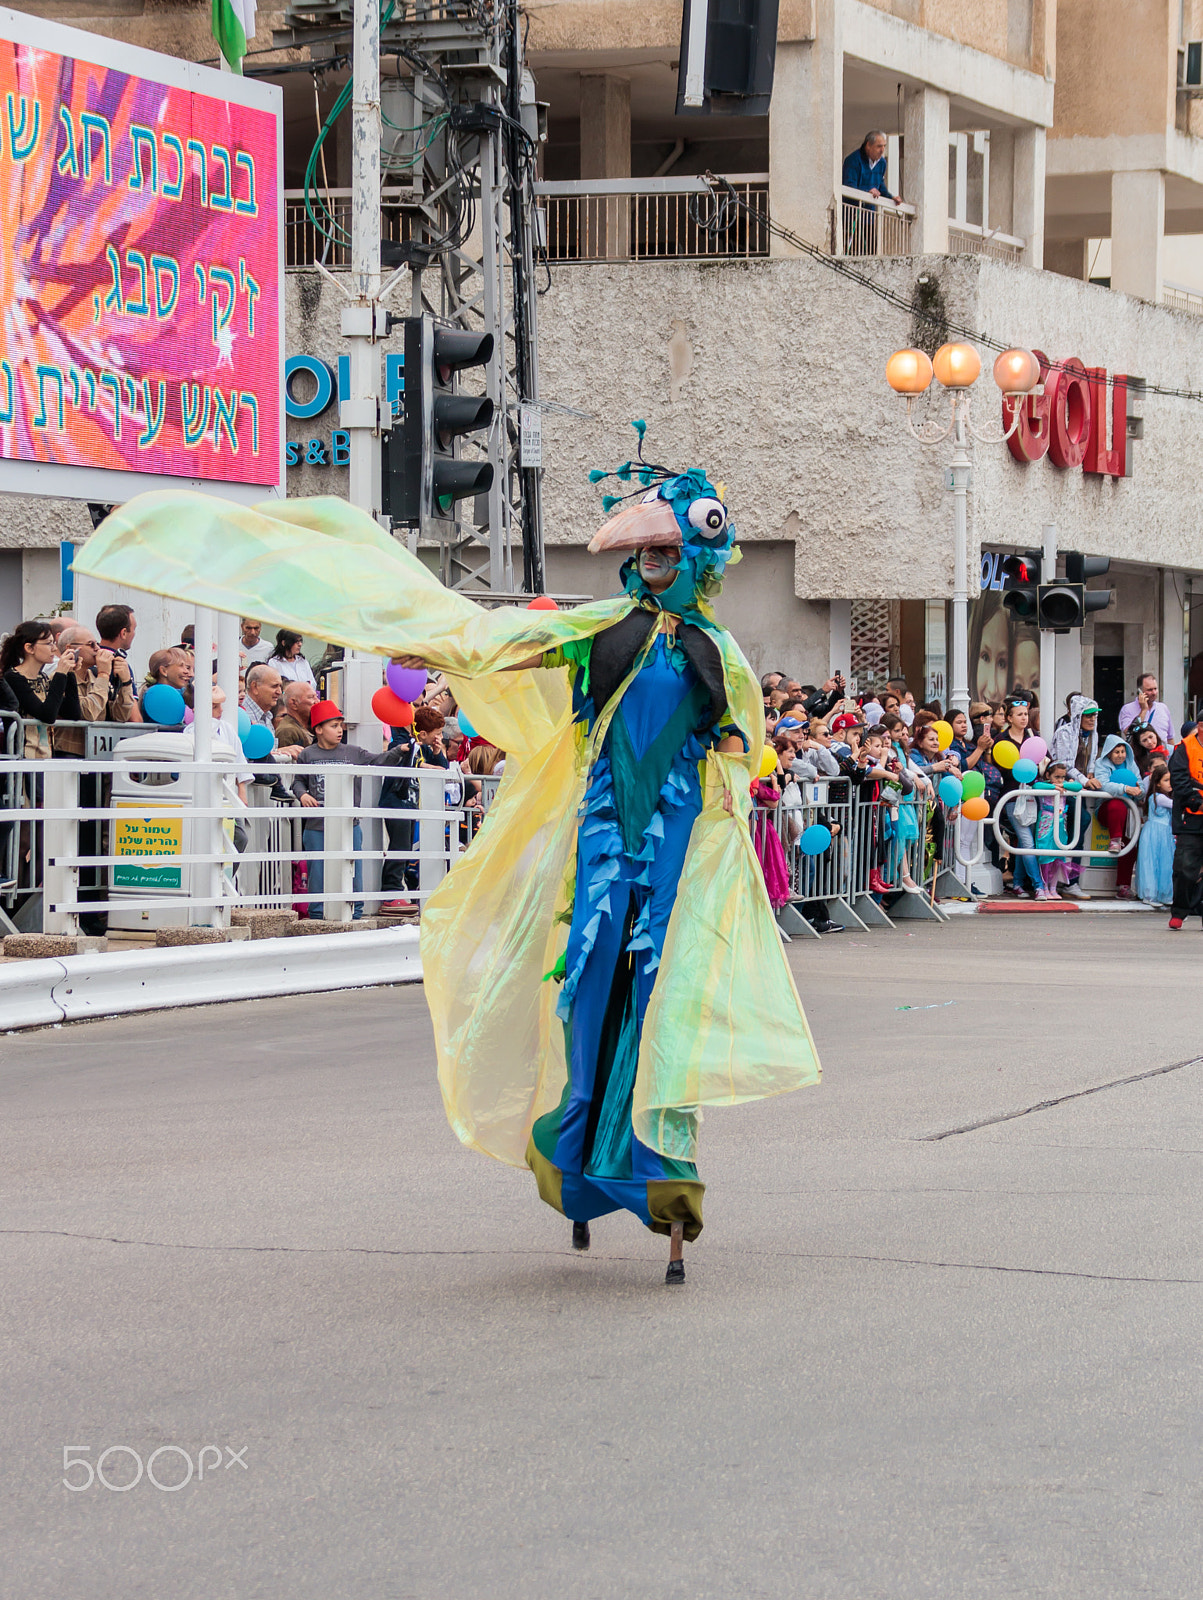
left=932, top=719, right=954, bottom=751
left=993, top=739, right=1019, bottom=770
left=758, top=746, right=779, bottom=779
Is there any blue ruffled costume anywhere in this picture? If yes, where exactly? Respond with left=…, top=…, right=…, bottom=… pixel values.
left=527, top=628, right=715, bottom=1238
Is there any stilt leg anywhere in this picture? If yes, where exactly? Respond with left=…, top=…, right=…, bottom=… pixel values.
left=665, top=1219, right=685, bottom=1285
left=572, top=1221, right=590, bottom=1251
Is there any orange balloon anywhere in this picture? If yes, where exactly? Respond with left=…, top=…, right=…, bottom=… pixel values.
left=961, top=796, right=991, bottom=822
left=526, top=595, right=559, bottom=611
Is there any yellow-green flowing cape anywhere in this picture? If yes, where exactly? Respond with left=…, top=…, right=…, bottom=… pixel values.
left=75, top=492, right=820, bottom=1163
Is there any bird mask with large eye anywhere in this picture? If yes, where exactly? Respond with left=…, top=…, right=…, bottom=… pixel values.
left=686, top=496, right=728, bottom=546
left=587, top=456, right=740, bottom=609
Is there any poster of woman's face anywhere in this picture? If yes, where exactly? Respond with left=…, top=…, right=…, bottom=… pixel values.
left=969, top=588, right=1040, bottom=707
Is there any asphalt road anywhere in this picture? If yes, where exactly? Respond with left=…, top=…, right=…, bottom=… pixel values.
left=2, top=916, right=1201, bottom=1600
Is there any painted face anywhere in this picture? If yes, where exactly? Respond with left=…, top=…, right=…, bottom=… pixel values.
left=636, top=545, right=682, bottom=592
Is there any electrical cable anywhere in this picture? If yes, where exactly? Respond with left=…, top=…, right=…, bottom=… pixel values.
left=302, top=0, right=398, bottom=252
left=702, top=172, right=1203, bottom=407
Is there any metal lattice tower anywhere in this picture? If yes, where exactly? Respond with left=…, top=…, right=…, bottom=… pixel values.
left=278, top=0, right=545, bottom=594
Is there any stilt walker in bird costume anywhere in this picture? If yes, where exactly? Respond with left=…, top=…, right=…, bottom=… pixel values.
left=75, top=423, right=821, bottom=1284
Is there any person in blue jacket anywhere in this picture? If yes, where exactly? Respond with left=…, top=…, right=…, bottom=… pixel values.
left=842, top=130, right=899, bottom=202
left=842, top=130, right=902, bottom=255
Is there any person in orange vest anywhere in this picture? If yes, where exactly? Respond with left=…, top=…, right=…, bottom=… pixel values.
left=1167, top=713, right=1203, bottom=928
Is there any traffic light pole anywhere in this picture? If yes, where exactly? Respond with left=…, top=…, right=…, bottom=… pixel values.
left=340, top=0, right=384, bottom=729
left=949, top=411, right=971, bottom=719
left=1040, top=523, right=1057, bottom=735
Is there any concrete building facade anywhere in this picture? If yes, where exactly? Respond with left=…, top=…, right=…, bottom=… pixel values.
left=4, top=0, right=1203, bottom=730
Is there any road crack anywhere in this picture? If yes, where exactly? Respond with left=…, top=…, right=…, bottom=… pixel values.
left=1, top=1228, right=1198, bottom=1286
left=917, top=1054, right=1203, bottom=1141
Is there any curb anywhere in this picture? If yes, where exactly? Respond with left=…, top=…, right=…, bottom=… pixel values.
left=939, top=899, right=1161, bottom=917
left=0, top=926, right=422, bottom=1033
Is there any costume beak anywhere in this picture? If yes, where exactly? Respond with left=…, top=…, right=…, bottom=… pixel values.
left=587, top=499, right=682, bottom=553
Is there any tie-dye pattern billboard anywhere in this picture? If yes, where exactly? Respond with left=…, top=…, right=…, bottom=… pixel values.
left=0, top=27, right=280, bottom=493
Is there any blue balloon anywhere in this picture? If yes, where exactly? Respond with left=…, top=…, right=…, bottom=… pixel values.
left=142, top=683, right=186, bottom=725
left=1012, top=758, right=1039, bottom=784
left=938, top=776, right=964, bottom=808
left=241, top=723, right=274, bottom=759
left=237, top=708, right=251, bottom=740
left=799, top=824, right=832, bottom=856
left=456, top=709, right=476, bottom=739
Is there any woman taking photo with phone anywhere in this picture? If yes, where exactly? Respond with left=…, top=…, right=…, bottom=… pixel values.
left=0, top=620, right=82, bottom=759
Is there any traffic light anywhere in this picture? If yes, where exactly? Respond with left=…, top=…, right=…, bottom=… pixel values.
left=1064, top=551, right=1112, bottom=599
left=1000, top=549, right=1042, bottom=621
left=1039, top=551, right=1113, bottom=631
left=390, top=315, right=494, bottom=531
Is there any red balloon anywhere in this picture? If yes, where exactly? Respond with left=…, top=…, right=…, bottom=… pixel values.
left=526, top=595, right=559, bottom=611
left=371, top=686, right=413, bottom=727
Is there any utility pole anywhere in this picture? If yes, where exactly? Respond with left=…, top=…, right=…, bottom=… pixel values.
left=339, top=0, right=384, bottom=728
left=948, top=410, right=971, bottom=719
left=278, top=0, right=546, bottom=600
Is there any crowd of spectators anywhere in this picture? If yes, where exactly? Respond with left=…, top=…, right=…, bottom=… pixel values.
left=1, top=608, right=501, bottom=929
left=750, top=666, right=1203, bottom=932
left=6, top=608, right=1203, bottom=935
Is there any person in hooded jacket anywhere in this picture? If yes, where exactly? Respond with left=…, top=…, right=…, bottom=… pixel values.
left=1090, top=733, right=1143, bottom=896
left=1167, top=711, right=1203, bottom=927
left=1048, top=694, right=1103, bottom=898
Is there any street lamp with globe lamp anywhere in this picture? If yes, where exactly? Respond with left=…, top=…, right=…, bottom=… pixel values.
left=886, top=341, right=1040, bottom=718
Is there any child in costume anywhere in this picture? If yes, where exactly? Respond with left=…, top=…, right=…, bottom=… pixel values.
left=1031, top=761, right=1080, bottom=899
left=1136, top=761, right=1174, bottom=907
left=751, top=751, right=792, bottom=909
left=1091, top=733, right=1143, bottom=897
left=73, top=426, right=820, bottom=1286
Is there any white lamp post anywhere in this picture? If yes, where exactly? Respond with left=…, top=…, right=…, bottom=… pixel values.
left=886, top=342, right=1040, bottom=717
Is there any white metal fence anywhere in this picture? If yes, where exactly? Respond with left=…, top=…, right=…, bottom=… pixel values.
left=1162, top=280, right=1203, bottom=315
left=0, top=715, right=503, bottom=936
left=947, top=221, right=1026, bottom=263
left=2, top=713, right=1147, bottom=943
left=836, top=188, right=914, bottom=257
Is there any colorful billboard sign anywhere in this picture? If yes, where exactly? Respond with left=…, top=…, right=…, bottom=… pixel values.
left=0, top=17, right=282, bottom=501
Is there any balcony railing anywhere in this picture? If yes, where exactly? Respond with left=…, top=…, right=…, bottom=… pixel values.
left=948, top=221, right=1025, bottom=263
left=836, top=188, right=914, bottom=257
left=534, top=176, right=769, bottom=263
left=834, top=190, right=1026, bottom=264
left=285, top=188, right=417, bottom=269
left=1163, top=280, right=1203, bottom=314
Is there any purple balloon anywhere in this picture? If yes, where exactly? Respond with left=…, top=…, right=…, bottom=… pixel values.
left=1019, top=736, right=1047, bottom=763
left=183, top=706, right=194, bottom=725
left=385, top=662, right=426, bottom=703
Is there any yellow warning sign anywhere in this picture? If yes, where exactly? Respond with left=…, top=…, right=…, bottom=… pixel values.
left=113, top=805, right=183, bottom=889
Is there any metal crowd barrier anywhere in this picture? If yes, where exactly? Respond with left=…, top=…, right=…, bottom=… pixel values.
left=0, top=746, right=501, bottom=936
left=751, top=774, right=1151, bottom=942
left=953, top=789, right=1142, bottom=872
left=753, top=782, right=948, bottom=939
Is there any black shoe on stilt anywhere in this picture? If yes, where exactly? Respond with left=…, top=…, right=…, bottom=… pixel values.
left=572, top=1221, right=590, bottom=1251
left=665, top=1259, right=685, bottom=1285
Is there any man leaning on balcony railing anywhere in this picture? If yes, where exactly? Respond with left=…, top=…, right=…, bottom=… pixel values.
left=842, top=131, right=902, bottom=256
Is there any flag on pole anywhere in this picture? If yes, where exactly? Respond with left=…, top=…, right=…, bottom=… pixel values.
left=211, top=0, right=256, bottom=72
